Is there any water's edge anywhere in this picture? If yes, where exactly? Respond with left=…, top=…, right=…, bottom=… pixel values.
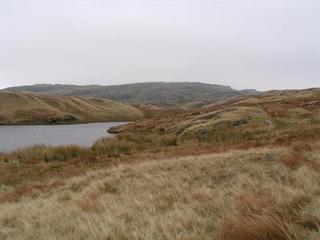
left=0, top=122, right=127, bottom=153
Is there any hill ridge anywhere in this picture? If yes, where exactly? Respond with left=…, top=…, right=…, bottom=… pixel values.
left=4, top=82, right=258, bottom=105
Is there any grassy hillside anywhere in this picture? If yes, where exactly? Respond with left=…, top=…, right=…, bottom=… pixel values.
left=0, top=88, right=319, bottom=239
left=0, top=91, right=144, bottom=124
left=113, top=88, right=320, bottom=144
left=5, top=82, right=258, bottom=105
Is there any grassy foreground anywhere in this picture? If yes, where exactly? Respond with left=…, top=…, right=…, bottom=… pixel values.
left=1, top=146, right=319, bottom=240
left=0, top=91, right=144, bottom=124
left=0, top=88, right=319, bottom=239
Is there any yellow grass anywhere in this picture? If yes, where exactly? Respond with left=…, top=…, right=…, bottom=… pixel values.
left=0, top=146, right=319, bottom=239
left=0, top=91, right=144, bottom=124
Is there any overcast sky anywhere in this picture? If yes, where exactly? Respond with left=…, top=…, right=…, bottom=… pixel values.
left=0, top=0, right=319, bottom=90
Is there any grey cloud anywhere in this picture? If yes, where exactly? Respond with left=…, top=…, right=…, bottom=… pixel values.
left=0, top=0, right=319, bottom=90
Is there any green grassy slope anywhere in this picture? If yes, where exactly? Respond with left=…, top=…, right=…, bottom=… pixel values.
left=0, top=91, right=144, bottom=124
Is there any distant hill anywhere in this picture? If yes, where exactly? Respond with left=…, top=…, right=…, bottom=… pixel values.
left=5, top=82, right=259, bottom=105
left=0, top=91, right=144, bottom=125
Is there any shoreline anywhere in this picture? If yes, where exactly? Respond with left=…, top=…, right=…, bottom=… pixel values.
left=0, top=122, right=125, bottom=153
left=0, top=120, right=130, bottom=127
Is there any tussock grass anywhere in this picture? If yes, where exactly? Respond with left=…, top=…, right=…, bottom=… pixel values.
left=92, top=132, right=178, bottom=156
left=0, top=146, right=319, bottom=239
left=0, top=145, right=88, bottom=163
left=91, top=138, right=134, bottom=157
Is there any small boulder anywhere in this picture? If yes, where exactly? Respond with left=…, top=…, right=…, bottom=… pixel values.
left=198, top=128, right=208, bottom=140
left=63, top=114, right=78, bottom=122
left=233, top=118, right=249, bottom=127
left=159, top=127, right=167, bottom=134
left=107, top=126, right=120, bottom=134
left=264, top=120, right=273, bottom=126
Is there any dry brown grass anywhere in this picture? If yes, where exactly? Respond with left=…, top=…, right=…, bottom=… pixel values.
left=0, top=180, right=64, bottom=203
left=280, top=153, right=305, bottom=169
left=217, top=213, right=297, bottom=240
left=216, top=193, right=298, bottom=240
left=0, top=146, right=319, bottom=240
left=0, top=89, right=319, bottom=239
left=0, top=91, right=144, bottom=124
left=76, top=191, right=102, bottom=212
left=0, top=145, right=88, bottom=163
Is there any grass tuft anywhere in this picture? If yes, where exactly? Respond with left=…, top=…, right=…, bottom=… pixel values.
left=0, top=145, right=88, bottom=163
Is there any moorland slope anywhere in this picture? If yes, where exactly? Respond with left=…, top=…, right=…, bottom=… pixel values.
left=113, top=88, right=320, bottom=145
left=0, top=91, right=144, bottom=124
